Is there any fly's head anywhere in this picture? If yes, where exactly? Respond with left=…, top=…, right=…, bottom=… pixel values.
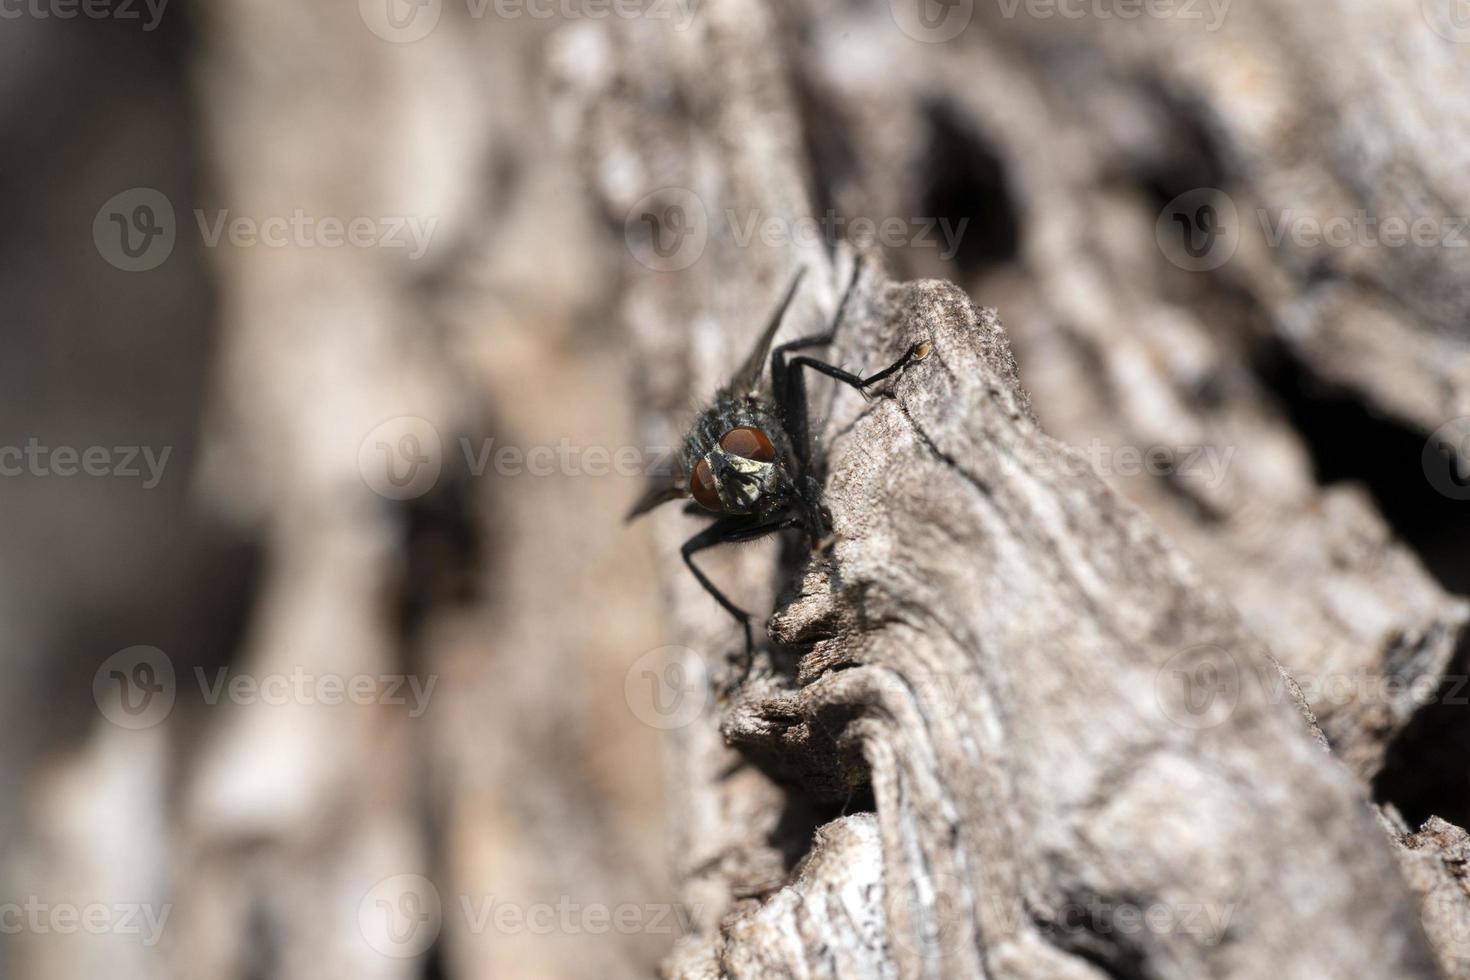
left=685, top=407, right=796, bottom=521
left=623, top=393, right=799, bottom=524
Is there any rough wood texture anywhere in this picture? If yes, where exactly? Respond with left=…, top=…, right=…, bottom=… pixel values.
left=8, top=2, right=1470, bottom=979
left=964, top=1, right=1470, bottom=438
left=1392, top=809, right=1470, bottom=980
left=785, top=2, right=1470, bottom=781
left=561, top=3, right=1470, bottom=977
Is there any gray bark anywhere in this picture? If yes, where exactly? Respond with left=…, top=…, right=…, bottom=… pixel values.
left=6, top=1, right=1470, bottom=979
left=562, top=2, right=1470, bottom=977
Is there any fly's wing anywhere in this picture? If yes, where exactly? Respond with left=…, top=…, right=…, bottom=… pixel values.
left=624, top=479, right=684, bottom=522
left=726, top=266, right=807, bottom=396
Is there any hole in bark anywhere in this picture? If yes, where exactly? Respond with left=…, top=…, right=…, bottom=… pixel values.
left=726, top=695, right=874, bottom=807
left=1032, top=891, right=1158, bottom=980
left=769, top=786, right=877, bottom=874
left=1134, top=83, right=1227, bottom=211
left=420, top=937, right=450, bottom=980
left=1251, top=338, right=1470, bottom=597
left=918, top=100, right=1022, bottom=281
left=1374, top=639, right=1470, bottom=829
left=1251, top=338, right=1470, bottom=826
left=390, top=446, right=486, bottom=643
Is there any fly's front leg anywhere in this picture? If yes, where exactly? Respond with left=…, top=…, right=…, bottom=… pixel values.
left=773, top=258, right=864, bottom=473
left=787, top=340, right=931, bottom=400
left=681, top=515, right=802, bottom=679
left=781, top=338, right=930, bottom=546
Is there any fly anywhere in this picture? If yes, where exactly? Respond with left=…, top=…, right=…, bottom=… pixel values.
left=626, top=259, right=930, bottom=676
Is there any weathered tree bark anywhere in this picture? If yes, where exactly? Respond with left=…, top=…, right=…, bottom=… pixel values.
left=8, top=2, right=1470, bottom=979
left=1392, top=810, right=1470, bottom=980
left=560, top=2, right=1470, bottom=977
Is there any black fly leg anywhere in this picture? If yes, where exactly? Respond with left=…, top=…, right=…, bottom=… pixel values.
left=780, top=338, right=930, bottom=541
left=772, top=258, right=865, bottom=475
left=787, top=341, right=929, bottom=400
left=681, top=515, right=802, bottom=679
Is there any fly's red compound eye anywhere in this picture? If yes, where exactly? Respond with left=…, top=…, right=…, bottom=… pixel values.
left=719, top=426, right=775, bottom=462
left=690, top=458, right=722, bottom=511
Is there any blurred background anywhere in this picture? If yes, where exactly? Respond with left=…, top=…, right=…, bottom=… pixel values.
left=5, top=0, right=1470, bottom=977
